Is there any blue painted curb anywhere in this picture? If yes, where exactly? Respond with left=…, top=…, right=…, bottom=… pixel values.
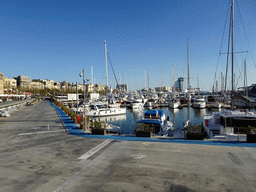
left=50, top=101, right=256, bottom=148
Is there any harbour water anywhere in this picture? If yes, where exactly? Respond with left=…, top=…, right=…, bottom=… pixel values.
left=91, top=107, right=227, bottom=134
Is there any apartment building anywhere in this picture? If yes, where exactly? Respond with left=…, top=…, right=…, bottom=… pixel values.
left=44, top=79, right=54, bottom=89
left=155, top=86, right=170, bottom=92
left=3, top=77, right=17, bottom=89
left=15, top=75, right=31, bottom=89
left=60, top=81, right=70, bottom=91
left=77, top=83, right=84, bottom=91
left=86, top=83, right=94, bottom=92
left=94, top=84, right=104, bottom=92
left=31, top=81, right=44, bottom=90
left=116, top=84, right=128, bottom=92
left=0, top=72, right=4, bottom=94
left=54, top=82, right=60, bottom=90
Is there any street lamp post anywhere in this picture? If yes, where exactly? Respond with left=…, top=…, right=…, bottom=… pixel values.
left=84, top=79, right=90, bottom=129
left=79, top=68, right=90, bottom=130
left=76, top=82, right=78, bottom=123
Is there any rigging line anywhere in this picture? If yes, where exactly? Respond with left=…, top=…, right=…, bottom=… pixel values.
left=234, top=58, right=243, bottom=89
left=235, top=2, right=246, bottom=57
left=213, top=1, right=230, bottom=92
left=107, top=52, right=119, bottom=87
left=220, top=51, right=249, bottom=54
left=236, top=0, right=256, bottom=68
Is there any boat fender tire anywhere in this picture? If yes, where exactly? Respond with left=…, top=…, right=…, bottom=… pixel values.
left=205, top=120, right=209, bottom=127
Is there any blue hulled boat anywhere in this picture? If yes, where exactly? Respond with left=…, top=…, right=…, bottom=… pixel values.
left=136, top=110, right=173, bottom=135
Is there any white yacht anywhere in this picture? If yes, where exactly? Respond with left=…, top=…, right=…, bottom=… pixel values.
left=211, top=101, right=222, bottom=108
left=151, top=93, right=159, bottom=101
left=71, top=102, right=90, bottom=114
left=144, top=98, right=156, bottom=107
left=108, top=102, right=121, bottom=108
left=131, top=98, right=144, bottom=109
left=84, top=104, right=126, bottom=117
left=203, top=110, right=256, bottom=141
left=169, top=99, right=180, bottom=109
left=193, top=98, right=206, bottom=109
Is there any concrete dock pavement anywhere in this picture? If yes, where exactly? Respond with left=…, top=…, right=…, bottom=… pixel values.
left=0, top=100, right=256, bottom=192
left=0, top=100, right=106, bottom=192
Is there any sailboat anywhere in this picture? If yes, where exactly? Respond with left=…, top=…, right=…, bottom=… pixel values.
left=84, top=41, right=126, bottom=118
left=203, top=0, right=256, bottom=141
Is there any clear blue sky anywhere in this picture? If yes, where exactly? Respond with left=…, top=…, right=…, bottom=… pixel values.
left=1, top=0, right=256, bottom=91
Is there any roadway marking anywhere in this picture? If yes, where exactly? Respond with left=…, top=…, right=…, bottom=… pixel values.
left=54, top=139, right=115, bottom=192
left=78, top=139, right=113, bottom=160
left=143, top=142, right=149, bottom=145
left=18, top=130, right=65, bottom=135
left=131, top=153, right=146, bottom=159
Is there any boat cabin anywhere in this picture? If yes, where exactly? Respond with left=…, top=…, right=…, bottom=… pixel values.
left=144, top=110, right=163, bottom=119
left=136, top=110, right=169, bottom=134
left=220, top=115, right=256, bottom=134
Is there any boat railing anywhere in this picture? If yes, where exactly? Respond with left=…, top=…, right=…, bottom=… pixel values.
left=143, top=117, right=161, bottom=121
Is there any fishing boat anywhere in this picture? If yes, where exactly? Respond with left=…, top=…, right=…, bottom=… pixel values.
left=136, top=109, right=173, bottom=136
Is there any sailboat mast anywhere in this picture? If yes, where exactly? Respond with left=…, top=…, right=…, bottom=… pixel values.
left=187, top=39, right=190, bottom=105
left=231, top=0, right=234, bottom=92
left=147, top=69, right=149, bottom=90
left=91, top=66, right=93, bottom=85
left=231, top=0, right=234, bottom=110
left=244, top=59, right=248, bottom=97
left=173, top=63, right=175, bottom=92
left=104, top=40, right=108, bottom=87
left=123, top=70, right=125, bottom=84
